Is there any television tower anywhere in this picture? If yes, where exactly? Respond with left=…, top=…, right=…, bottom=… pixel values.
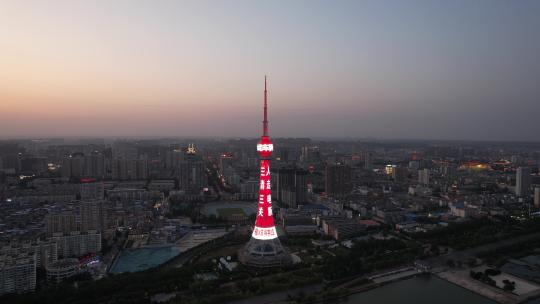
left=239, top=76, right=292, bottom=268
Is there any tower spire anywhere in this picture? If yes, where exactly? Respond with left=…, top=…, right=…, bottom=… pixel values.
left=263, top=75, right=269, bottom=137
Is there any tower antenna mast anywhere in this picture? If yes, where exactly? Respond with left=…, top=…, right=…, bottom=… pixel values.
left=263, top=75, right=269, bottom=136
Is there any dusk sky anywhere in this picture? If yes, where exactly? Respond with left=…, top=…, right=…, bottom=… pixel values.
left=1, top=0, right=539, bottom=141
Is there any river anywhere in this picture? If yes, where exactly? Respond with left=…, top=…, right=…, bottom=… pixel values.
left=340, top=275, right=495, bottom=303
left=227, top=275, right=496, bottom=304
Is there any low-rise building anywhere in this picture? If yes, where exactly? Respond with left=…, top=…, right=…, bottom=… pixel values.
left=46, top=258, right=80, bottom=283
left=281, top=213, right=317, bottom=236
left=375, top=208, right=407, bottom=224
left=321, top=217, right=365, bottom=240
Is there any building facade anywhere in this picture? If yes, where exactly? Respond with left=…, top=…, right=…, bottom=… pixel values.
left=516, top=167, right=532, bottom=197
left=325, top=163, right=352, bottom=198
left=0, top=253, right=36, bottom=295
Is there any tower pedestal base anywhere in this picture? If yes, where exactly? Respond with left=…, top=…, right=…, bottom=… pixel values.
left=238, top=237, right=292, bottom=268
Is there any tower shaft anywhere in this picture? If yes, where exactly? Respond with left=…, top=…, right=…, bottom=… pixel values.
left=239, top=76, right=292, bottom=268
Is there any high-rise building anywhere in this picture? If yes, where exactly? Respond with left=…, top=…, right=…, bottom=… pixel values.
left=61, top=152, right=105, bottom=179
left=364, top=152, right=373, bottom=170
left=0, top=154, right=21, bottom=173
left=392, top=166, right=408, bottom=181
left=277, top=147, right=290, bottom=163
left=83, top=152, right=105, bottom=178
left=325, top=163, right=352, bottom=198
left=80, top=181, right=105, bottom=200
left=0, top=253, right=36, bottom=295
left=51, top=231, right=101, bottom=258
left=111, top=158, right=127, bottom=180
left=418, top=168, right=430, bottom=186
left=441, top=163, right=457, bottom=177
left=46, top=212, right=78, bottom=236
left=19, top=156, right=48, bottom=175
left=273, top=167, right=308, bottom=208
left=219, top=153, right=234, bottom=172
left=112, top=142, right=138, bottom=160
left=515, top=167, right=531, bottom=197
left=61, top=153, right=85, bottom=179
left=239, top=77, right=291, bottom=268
left=135, top=157, right=149, bottom=180
left=0, top=240, right=57, bottom=269
left=239, top=180, right=259, bottom=196
left=300, top=146, right=319, bottom=162
left=165, top=149, right=184, bottom=170
left=111, top=157, right=148, bottom=180
left=178, top=144, right=206, bottom=193
left=80, top=200, right=104, bottom=232
left=534, top=187, right=540, bottom=207
left=511, top=155, right=522, bottom=165
left=409, top=160, right=420, bottom=171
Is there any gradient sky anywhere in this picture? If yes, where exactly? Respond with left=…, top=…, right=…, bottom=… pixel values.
left=1, top=0, right=539, bottom=140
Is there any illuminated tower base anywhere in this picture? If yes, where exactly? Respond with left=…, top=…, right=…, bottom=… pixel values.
left=238, top=233, right=292, bottom=268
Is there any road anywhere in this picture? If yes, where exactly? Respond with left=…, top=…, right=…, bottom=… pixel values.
left=424, top=231, right=540, bottom=269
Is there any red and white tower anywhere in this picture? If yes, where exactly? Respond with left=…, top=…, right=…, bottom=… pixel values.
left=252, top=76, right=277, bottom=239
left=239, top=76, right=291, bottom=267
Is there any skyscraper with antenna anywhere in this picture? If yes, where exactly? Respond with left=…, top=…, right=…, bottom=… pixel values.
left=238, top=76, right=292, bottom=268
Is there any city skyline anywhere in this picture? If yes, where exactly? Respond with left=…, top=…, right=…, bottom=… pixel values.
left=3, top=2, right=540, bottom=303
left=1, top=0, right=540, bottom=141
